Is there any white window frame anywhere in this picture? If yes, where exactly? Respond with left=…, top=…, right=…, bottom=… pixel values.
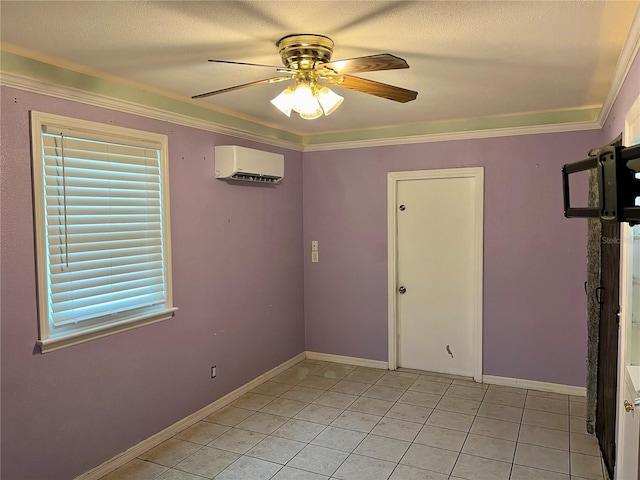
left=31, top=111, right=177, bottom=352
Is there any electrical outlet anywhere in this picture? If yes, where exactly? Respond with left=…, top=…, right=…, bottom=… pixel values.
left=211, top=365, right=217, bottom=378
left=312, top=251, right=319, bottom=263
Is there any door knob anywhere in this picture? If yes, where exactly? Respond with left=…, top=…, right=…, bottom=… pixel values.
left=624, top=400, right=634, bottom=412
left=399, top=286, right=406, bottom=294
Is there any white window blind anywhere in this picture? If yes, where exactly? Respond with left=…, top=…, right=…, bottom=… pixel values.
left=32, top=112, right=176, bottom=352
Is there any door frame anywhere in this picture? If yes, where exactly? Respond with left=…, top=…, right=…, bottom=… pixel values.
left=617, top=221, right=633, bottom=480
left=387, top=167, right=484, bottom=382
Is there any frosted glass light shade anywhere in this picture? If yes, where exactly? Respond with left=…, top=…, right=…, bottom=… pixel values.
left=291, top=83, right=320, bottom=115
left=317, top=86, right=343, bottom=116
left=270, top=87, right=295, bottom=116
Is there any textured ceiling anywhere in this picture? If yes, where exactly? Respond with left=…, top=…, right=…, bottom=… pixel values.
left=1, top=1, right=639, bottom=141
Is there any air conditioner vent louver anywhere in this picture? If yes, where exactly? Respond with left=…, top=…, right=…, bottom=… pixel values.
left=215, top=145, right=284, bottom=184
left=230, top=173, right=281, bottom=184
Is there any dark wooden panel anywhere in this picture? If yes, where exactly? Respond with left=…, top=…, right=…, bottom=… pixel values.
left=597, top=220, right=620, bottom=480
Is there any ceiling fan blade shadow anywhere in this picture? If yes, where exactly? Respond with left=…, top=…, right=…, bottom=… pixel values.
left=337, top=45, right=550, bottom=69
left=192, top=76, right=291, bottom=99
left=93, top=42, right=259, bottom=71
left=230, top=1, right=290, bottom=31
left=147, top=1, right=281, bottom=41
left=331, top=1, right=415, bottom=34
left=317, top=54, right=408, bottom=74
left=329, top=75, right=417, bottom=103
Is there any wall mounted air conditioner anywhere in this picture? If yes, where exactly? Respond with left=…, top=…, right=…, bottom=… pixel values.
left=215, top=145, right=284, bottom=184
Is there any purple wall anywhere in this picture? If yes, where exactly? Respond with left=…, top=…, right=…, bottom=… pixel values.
left=0, top=87, right=305, bottom=480
left=303, top=132, right=600, bottom=386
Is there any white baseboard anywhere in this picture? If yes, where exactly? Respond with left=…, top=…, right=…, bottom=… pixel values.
left=75, top=351, right=306, bottom=480
left=483, top=375, right=586, bottom=397
left=305, top=351, right=389, bottom=370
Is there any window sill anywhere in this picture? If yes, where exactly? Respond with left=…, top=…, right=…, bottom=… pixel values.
left=37, top=307, right=178, bottom=353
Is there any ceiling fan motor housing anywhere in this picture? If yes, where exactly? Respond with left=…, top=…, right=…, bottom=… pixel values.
left=276, top=34, right=334, bottom=70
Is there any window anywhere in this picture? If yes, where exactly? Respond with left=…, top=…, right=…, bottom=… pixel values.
left=31, top=111, right=176, bottom=352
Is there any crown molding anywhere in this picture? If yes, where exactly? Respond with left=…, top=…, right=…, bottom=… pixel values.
left=597, top=7, right=640, bottom=127
left=302, top=119, right=601, bottom=152
left=0, top=71, right=304, bottom=152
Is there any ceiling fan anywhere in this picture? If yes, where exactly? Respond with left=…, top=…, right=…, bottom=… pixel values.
left=192, top=34, right=418, bottom=120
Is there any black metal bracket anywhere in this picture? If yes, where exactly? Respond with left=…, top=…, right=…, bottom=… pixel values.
left=563, top=144, right=640, bottom=224
left=595, top=286, right=604, bottom=306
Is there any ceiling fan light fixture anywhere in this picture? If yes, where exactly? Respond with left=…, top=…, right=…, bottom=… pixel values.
left=271, top=82, right=343, bottom=120
left=316, top=86, right=343, bottom=116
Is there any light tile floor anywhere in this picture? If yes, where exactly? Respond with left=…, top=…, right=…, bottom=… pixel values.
left=100, top=359, right=608, bottom=480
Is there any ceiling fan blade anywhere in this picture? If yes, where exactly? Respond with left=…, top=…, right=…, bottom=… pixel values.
left=329, top=75, right=418, bottom=103
left=317, top=54, right=409, bottom=74
left=208, top=59, right=281, bottom=68
left=192, top=77, right=291, bottom=99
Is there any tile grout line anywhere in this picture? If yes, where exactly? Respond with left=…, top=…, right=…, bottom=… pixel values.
left=507, top=391, right=526, bottom=480
left=443, top=378, right=474, bottom=480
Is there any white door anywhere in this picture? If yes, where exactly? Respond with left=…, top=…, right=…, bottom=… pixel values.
left=389, top=168, right=483, bottom=379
